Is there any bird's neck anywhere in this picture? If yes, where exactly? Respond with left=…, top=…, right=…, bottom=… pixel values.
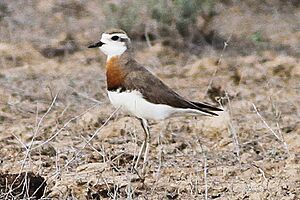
left=105, top=56, right=126, bottom=91
left=106, top=45, right=133, bottom=61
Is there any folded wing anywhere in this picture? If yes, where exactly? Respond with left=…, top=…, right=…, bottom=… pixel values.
left=122, top=61, right=223, bottom=116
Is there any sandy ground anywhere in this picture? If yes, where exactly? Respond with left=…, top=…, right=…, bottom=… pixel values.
left=0, top=1, right=299, bottom=199
left=0, top=42, right=299, bottom=199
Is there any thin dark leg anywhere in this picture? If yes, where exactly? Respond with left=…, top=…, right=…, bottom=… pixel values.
left=134, top=139, right=145, bottom=170
left=134, top=118, right=150, bottom=174
left=140, top=118, right=150, bottom=174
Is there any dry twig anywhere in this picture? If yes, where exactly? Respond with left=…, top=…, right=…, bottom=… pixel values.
left=204, top=34, right=232, bottom=98
left=252, top=103, right=290, bottom=155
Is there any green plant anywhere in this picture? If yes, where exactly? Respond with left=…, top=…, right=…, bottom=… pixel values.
left=0, top=2, right=9, bottom=21
left=102, top=0, right=217, bottom=40
left=103, top=2, right=143, bottom=33
left=250, top=31, right=264, bottom=43
left=151, top=0, right=216, bottom=37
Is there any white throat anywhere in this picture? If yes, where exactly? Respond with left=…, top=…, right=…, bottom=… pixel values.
left=99, top=33, right=128, bottom=60
left=100, top=45, right=127, bottom=60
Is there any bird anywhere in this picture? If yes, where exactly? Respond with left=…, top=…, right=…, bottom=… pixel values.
left=88, top=28, right=223, bottom=174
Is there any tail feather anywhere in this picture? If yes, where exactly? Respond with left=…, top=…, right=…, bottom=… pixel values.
left=190, top=101, right=223, bottom=111
left=197, top=108, right=219, bottom=116
left=188, top=101, right=223, bottom=116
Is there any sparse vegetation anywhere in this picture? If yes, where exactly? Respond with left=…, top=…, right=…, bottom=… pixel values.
left=0, top=0, right=299, bottom=199
left=250, top=31, right=264, bottom=43
left=102, top=0, right=217, bottom=42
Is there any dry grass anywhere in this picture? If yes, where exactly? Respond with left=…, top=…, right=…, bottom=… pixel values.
left=0, top=0, right=299, bottom=199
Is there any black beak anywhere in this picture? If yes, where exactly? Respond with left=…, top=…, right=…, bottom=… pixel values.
left=88, top=41, right=104, bottom=48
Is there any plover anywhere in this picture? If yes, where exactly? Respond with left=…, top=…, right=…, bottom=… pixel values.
left=88, top=29, right=223, bottom=173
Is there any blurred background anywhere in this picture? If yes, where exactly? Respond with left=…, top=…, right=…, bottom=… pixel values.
left=0, top=0, right=299, bottom=199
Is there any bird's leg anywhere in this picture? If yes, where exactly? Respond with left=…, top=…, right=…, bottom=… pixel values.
left=134, top=118, right=147, bottom=170
left=134, top=118, right=151, bottom=175
left=134, top=138, right=145, bottom=170
left=140, top=118, right=150, bottom=175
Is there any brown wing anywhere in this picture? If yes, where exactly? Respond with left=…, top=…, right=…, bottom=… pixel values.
left=122, top=61, right=222, bottom=116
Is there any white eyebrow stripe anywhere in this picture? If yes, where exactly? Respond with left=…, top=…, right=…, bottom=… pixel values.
left=102, top=33, right=128, bottom=39
left=111, top=33, right=129, bottom=39
left=100, top=33, right=130, bottom=44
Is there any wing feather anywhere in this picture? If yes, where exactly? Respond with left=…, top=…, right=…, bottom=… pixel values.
left=121, top=61, right=222, bottom=116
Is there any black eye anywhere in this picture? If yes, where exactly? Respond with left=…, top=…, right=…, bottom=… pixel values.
left=111, top=36, right=119, bottom=41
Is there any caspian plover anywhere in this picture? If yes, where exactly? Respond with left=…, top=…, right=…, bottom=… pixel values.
left=88, top=29, right=223, bottom=174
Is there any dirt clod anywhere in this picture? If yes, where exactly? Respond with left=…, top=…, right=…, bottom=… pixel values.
left=0, top=172, right=46, bottom=199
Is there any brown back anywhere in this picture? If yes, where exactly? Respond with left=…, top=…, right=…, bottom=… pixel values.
left=109, top=52, right=221, bottom=115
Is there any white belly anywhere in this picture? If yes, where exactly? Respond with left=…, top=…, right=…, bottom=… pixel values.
left=107, top=90, right=175, bottom=120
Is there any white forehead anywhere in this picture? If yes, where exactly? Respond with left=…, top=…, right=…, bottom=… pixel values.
left=101, top=33, right=129, bottom=40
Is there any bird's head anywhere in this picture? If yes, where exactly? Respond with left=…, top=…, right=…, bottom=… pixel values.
left=88, top=29, right=131, bottom=58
